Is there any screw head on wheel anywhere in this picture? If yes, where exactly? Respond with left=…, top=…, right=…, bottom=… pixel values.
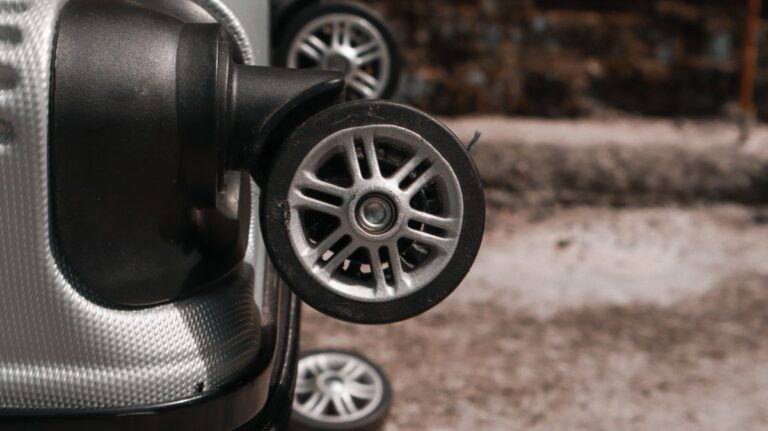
left=261, top=101, right=485, bottom=324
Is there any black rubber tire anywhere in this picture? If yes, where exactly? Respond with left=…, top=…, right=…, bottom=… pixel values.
left=260, top=101, right=486, bottom=324
left=289, top=350, right=392, bottom=431
left=274, top=1, right=401, bottom=100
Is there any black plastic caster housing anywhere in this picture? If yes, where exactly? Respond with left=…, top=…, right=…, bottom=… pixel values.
left=50, top=0, right=482, bottom=325
left=261, top=101, right=485, bottom=324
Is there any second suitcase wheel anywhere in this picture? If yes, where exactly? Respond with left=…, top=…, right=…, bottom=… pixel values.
left=290, top=350, right=391, bottom=431
left=261, top=101, right=485, bottom=324
left=275, top=1, right=401, bottom=100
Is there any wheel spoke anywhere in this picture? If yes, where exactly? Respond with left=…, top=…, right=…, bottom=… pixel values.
left=343, top=139, right=364, bottom=182
left=323, top=241, right=357, bottom=272
left=292, top=191, right=343, bottom=217
left=353, top=69, right=378, bottom=88
left=346, top=381, right=377, bottom=399
left=405, top=165, right=438, bottom=196
left=392, top=155, right=427, bottom=184
left=408, top=209, right=458, bottom=235
left=332, top=19, right=343, bottom=48
left=339, top=360, right=365, bottom=379
left=356, top=49, right=383, bottom=66
left=308, top=392, right=332, bottom=415
left=307, top=34, right=329, bottom=53
left=360, top=132, right=381, bottom=178
left=341, top=21, right=353, bottom=47
left=354, top=39, right=380, bottom=57
left=298, top=40, right=323, bottom=62
left=349, top=70, right=380, bottom=99
left=387, top=243, right=408, bottom=290
left=369, top=248, right=389, bottom=293
left=404, top=227, right=452, bottom=254
left=347, top=75, right=376, bottom=98
left=295, top=171, right=348, bottom=198
left=316, top=353, right=330, bottom=371
left=304, top=355, right=325, bottom=376
left=333, top=392, right=357, bottom=416
left=308, top=229, right=346, bottom=264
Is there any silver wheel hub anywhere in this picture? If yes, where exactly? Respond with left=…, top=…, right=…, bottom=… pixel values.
left=288, top=13, right=391, bottom=99
left=356, top=194, right=396, bottom=234
left=287, top=125, right=464, bottom=303
left=294, top=352, right=385, bottom=424
left=323, top=51, right=353, bottom=74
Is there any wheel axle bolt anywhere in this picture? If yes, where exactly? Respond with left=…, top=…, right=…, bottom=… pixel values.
left=364, top=201, right=387, bottom=225
left=325, top=54, right=351, bottom=74
left=357, top=195, right=395, bottom=234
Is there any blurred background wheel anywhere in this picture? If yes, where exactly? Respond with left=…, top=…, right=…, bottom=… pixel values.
left=276, top=1, right=401, bottom=100
left=290, top=350, right=392, bottom=431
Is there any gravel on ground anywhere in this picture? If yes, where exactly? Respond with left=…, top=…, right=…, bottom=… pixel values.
left=301, top=205, right=768, bottom=431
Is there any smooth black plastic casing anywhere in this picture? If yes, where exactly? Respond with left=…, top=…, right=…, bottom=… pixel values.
left=52, top=0, right=344, bottom=307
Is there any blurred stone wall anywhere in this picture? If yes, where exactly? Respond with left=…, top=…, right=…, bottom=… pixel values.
left=363, top=0, right=768, bottom=118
